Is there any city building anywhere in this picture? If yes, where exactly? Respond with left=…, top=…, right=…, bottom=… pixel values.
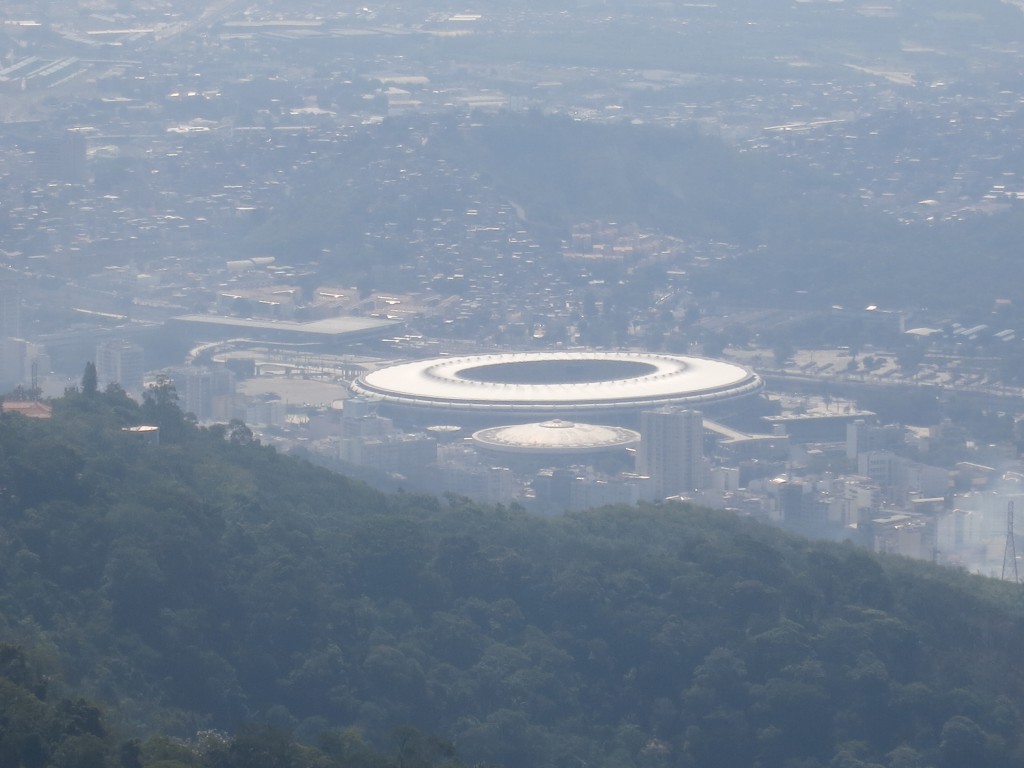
left=543, top=468, right=655, bottom=512
left=96, top=339, right=145, bottom=398
left=168, top=314, right=401, bottom=351
left=637, top=408, right=705, bottom=499
left=824, top=475, right=882, bottom=528
left=2, top=401, right=52, bottom=419
left=846, top=419, right=905, bottom=460
left=340, top=433, right=437, bottom=483
left=244, top=397, right=286, bottom=428
left=858, top=450, right=950, bottom=503
left=439, top=463, right=515, bottom=504
left=167, top=366, right=236, bottom=422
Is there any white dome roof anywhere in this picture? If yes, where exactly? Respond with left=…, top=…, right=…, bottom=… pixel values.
left=473, top=419, right=640, bottom=454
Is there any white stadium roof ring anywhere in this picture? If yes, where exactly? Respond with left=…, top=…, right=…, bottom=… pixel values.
left=350, top=351, right=763, bottom=418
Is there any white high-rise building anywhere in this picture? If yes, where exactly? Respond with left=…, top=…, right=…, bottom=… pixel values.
left=637, top=408, right=704, bottom=499
left=96, top=340, right=145, bottom=398
left=169, top=366, right=235, bottom=422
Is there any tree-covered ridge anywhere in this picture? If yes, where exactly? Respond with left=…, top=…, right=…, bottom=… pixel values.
left=0, top=639, right=455, bottom=768
left=0, top=388, right=1023, bottom=767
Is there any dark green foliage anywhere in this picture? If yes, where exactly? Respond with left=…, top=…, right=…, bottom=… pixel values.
left=0, top=668, right=422, bottom=768
left=0, top=393, right=1023, bottom=768
left=81, top=363, right=98, bottom=398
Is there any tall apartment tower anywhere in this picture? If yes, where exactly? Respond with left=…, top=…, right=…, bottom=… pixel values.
left=637, top=408, right=705, bottom=499
left=96, top=340, right=145, bottom=398
left=170, top=366, right=235, bottom=422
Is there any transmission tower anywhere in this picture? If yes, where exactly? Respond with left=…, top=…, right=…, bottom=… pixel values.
left=1002, top=500, right=1018, bottom=583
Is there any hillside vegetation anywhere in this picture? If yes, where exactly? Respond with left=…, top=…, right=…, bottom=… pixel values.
left=0, top=386, right=1023, bottom=768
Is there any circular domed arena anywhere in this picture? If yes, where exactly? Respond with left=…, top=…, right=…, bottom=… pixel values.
left=472, top=420, right=641, bottom=471
left=350, top=351, right=763, bottom=426
left=473, top=419, right=640, bottom=456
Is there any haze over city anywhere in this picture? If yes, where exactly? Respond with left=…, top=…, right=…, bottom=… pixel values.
left=4, top=1, right=1024, bottom=572
left=4, top=5, right=1024, bottom=766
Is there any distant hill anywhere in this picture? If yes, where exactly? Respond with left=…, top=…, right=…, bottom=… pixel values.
left=247, top=110, right=831, bottom=251
left=247, top=109, right=1024, bottom=312
left=1, top=388, right=1024, bottom=767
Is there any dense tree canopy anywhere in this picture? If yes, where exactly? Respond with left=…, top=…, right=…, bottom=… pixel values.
left=0, top=389, right=1023, bottom=768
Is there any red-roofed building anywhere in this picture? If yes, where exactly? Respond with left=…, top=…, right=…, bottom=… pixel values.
left=2, top=401, right=52, bottom=419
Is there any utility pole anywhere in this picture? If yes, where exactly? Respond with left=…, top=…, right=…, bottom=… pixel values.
left=1002, top=500, right=1018, bottom=583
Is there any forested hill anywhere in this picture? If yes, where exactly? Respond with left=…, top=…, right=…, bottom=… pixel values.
left=2, top=387, right=1024, bottom=768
